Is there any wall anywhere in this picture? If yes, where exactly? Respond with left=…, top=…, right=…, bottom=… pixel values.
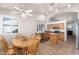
left=0, top=17, right=3, bottom=34
left=18, top=14, right=46, bottom=36
left=18, top=17, right=36, bottom=36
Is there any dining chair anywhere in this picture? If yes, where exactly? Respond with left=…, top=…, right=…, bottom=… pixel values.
left=26, top=39, right=40, bottom=55
left=0, top=35, right=17, bottom=55
left=15, top=33, right=24, bottom=38
left=36, top=34, right=41, bottom=41
left=32, top=34, right=41, bottom=41
left=15, top=33, right=27, bottom=41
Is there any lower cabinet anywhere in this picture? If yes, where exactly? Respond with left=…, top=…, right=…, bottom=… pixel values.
left=44, top=32, right=50, bottom=39
left=38, top=32, right=50, bottom=42
left=50, top=32, right=64, bottom=45
left=50, top=33, right=59, bottom=44
left=59, top=32, right=64, bottom=41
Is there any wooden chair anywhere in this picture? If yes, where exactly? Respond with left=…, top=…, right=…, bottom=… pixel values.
left=15, top=33, right=24, bottom=38
left=36, top=34, right=41, bottom=41
left=32, top=34, right=41, bottom=41
left=0, top=35, right=16, bottom=55
left=26, top=39, right=40, bottom=55
left=15, top=33, right=27, bottom=41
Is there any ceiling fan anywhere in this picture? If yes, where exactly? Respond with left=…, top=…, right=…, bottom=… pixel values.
left=12, top=4, right=33, bottom=17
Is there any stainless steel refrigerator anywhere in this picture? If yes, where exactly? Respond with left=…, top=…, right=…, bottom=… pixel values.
left=76, top=22, right=79, bottom=49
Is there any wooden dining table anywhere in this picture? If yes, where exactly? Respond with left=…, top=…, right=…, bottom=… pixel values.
left=12, top=38, right=32, bottom=55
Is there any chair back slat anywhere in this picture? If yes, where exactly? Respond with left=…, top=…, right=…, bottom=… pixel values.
left=27, top=39, right=39, bottom=55
left=32, top=34, right=41, bottom=41
left=0, top=35, right=9, bottom=52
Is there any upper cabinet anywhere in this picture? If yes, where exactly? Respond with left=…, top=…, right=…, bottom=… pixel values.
left=47, top=24, right=53, bottom=29
left=47, top=23, right=64, bottom=29
left=57, top=23, right=64, bottom=29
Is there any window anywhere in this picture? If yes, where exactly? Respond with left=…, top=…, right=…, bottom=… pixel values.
left=49, top=17, right=58, bottom=22
left=37, top=23, right=45, bottom=33
left=3, top=16, right=18, bottom=34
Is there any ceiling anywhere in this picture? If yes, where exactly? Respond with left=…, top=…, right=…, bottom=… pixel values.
left=0, top=3, right=79, bottom=14
left=0, top=3, right=49, bottom=14
left=0, top=3, right=79, bottom=23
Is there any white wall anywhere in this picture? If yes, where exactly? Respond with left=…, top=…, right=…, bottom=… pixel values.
left=18, top=14, right=47, bottom=36
left=0, top=17, right=3, bottom=34
left=18, top=17, right=36, bottom=36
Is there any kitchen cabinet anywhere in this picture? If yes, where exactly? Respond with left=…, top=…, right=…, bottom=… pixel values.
left=44, top=32, right=50, bottom=39
left=50, top=32, right=64, bottom=45
left=47, top=23, right=64, bottom=30
left=59, top=32, right=64, bottom=41
left=50, top=33, right=59, bottom=44
left=58, top=23, right=64, bottom=29
left=38, top=32, right=50, bottom=42
left=47, top=24, right=53, bottom=29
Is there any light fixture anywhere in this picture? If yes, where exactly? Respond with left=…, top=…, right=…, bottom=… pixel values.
left=49, top=5, right=53, bottom=11
left=14, top=5, right=33, bottom=17
left=55, top=9, right=58, bottom=12
left=67, top=4, right=71, bottom=7
left=21, top=13, right=26, bottom=17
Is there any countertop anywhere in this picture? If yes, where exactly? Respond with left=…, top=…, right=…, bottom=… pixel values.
left=50, top=33, right=61, bottom=35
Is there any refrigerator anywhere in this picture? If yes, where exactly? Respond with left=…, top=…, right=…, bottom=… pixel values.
left=76, top=22, right=79, bottom=49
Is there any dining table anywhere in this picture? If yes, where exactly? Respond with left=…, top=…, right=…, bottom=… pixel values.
left=12, top=37, right=32, bottom=55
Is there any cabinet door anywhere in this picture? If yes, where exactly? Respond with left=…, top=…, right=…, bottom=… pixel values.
left=47, top=24, right=53, bottom=29
left=59, top=32, right=64, bottom=41
left=58, top=23, right=64, bottom=29
left=50, top=34, right=58, bottom=44
left=40, top=33, right=44, bottom=39
left=44, top=32, right=50, bottom=39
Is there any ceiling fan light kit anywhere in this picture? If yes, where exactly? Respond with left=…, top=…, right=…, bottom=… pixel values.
left=21, top=13, right=26, bottom=17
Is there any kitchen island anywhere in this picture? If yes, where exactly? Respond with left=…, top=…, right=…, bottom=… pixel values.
left=50, top=32, right=64, bottom=45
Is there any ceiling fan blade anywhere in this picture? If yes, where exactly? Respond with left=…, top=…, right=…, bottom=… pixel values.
left=25, top=9, right=33, bottom=13
left=14, top=6, right=22, bottom=12
left=26, top=13, right=33, bottom=16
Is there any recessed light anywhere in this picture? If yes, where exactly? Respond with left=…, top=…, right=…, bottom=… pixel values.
left=67, top=4, right=71, bottom=7
left=55, top=9, right=58, bottom=12
left=49, top=6, right=53, bottom=11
